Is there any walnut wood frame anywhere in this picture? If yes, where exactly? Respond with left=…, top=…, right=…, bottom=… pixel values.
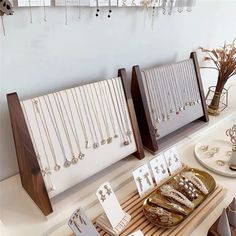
left=7, top=69, right=144, bottom=216
left=131, top=52, right=209, bottom=154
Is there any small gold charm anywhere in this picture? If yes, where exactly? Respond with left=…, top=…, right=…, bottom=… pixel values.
left=54, top=164, right=61, bottom=171
left=101, top=139, right=106, bottom=145
left=71, top=156, right=79, bottom=164
left=64, top=159, right=71, bottom=168
left=107, top=137, right=112, bottom=144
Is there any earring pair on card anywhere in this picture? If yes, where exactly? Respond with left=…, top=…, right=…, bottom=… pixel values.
left=98, top=185, right=112, bottom=202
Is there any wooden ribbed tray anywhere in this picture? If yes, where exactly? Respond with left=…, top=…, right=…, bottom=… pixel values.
left=94, top=167, right=227, bottom=236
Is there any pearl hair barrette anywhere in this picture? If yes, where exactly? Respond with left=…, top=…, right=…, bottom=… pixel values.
left=181, top=172, right=208, bottom=195
left=160, top=185, right=194, bottom=209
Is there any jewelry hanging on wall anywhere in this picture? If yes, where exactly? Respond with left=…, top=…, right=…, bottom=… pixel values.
left=28, top=0, right=33, bottom=23
left=77, top=0, right=81, bottom=19
left=93, top=84, right=112, bottom=144
left=87, top=85, right=106, bottom=145
left=43, top=0, right=47, bottom=21
left=59, top=91, right=84, bottom=161
left=95, top=0, right=100, bottom=17
left=32, top=98, right=61, bottom=171
left=168, top=0, right=174, bottom=15
left=0, top=13, right=5, bottom=36
left=65, top=0, right=68, bottom=25
left=107, top=0, right=112, bottom=18
left=71, top=88, right=90, bottom=148
left=98, top=82, right=119, bottom=139
left=106, top=80, right=129, bottom=146
left=81, top=86, right=100, bottom=149
left=162, top=0, right=167, bottom=15
left=52, top=93, right=73, bottom=167
left=42, top=95, right=70, bottom=165
left=176, top=0, right=184, bottom=13
left=114, top=78, right=132, bottom=143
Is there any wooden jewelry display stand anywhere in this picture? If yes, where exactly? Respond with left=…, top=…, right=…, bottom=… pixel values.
left=94, top=165, right=227, bottom=236
left=7, top=68, right=144, bottom=216
left=131, top=52, right=209, bottom=154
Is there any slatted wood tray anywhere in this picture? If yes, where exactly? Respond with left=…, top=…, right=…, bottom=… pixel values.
left=94, top=166, right=227, bottom=236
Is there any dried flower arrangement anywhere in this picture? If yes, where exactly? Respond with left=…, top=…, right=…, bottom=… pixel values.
left=199, top=39, right=236, bottom=115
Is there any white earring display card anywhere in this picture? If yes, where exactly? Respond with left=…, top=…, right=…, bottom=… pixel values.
left=68, top=208, right=100, bottom=236
left=128, top=230, right=144, bottom=236
left=90, top=0, right=117, bottom=7
left=149, top=154, right=170, bottom=184
left=96, top=182, right=125, bottom=229
left=132, top=163, right=154, bottom=197
left=164, top=146, right=182, bottom=174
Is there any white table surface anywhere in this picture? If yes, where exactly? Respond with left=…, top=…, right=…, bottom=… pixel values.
left=1, top=108, right=236, bottom=236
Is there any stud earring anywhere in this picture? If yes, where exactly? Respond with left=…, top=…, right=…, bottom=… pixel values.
left=104, top=185, right=112, bottom=195
left=144, top=173, right=151, bottom=186
left=216, top=160, right=225, bottom=166
left=199, top=145, right=209, bottom=152
left=226, top=151, right=232, bottom=157
left=99, top=190, right=106, bottom=202
left=136, top=177, right=143, bottom=191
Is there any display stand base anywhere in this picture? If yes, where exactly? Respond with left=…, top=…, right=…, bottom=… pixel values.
left=94, top=167, right=227, bottom=236
left=95, top=212, right=131, bottom=236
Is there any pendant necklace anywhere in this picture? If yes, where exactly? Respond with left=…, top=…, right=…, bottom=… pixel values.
left=152, top=67, right=170, bottom=121
left=52, top=93, right=73, bottom=167
left=59, top=91, right=84, bottom=161
left=143, top=70, right=160, bottom=135
left=176, top=63, right=188, bottom=108
left=81, top=86, right=100, bottom=149
left=93, top=83, right=112, bottom=144
left=71, top=88, right=90, bottom=148
left=171, top=64, right=185, bottom=111
left=169, top=65, right=184, bottom=113
left=162, top=66, right=175, bottom=113
left=184, top=61, right=195, bottom=105
left=87, top=85, right=106, bottom=145
left=22, top=102, right=54, bottom=192
left=113, top=78, right=132, bottom=143
left=28, top=0, right=33, bottom=23
left=180, top=61, right=191, bottom=106
left=43, top=95, right=72, bottom=164
left=151, top=68, right=168, bottom=121
left=166, top=66, right=180, bottom=114
left=106, top=80, right=129, bottom=146
left=32, top=98, right=61, bottom=171
left=98, top=82, right=118, bottom=138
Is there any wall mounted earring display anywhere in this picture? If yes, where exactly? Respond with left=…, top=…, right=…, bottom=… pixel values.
left=131, top=52, right=209, bottom=154
left=96, top=182, right=131, bottom=236
left=149, top=153, right=169, bottom=184
left=68, top=208, right=100, bottom=235
left=164, top=146, right=182, bottom=174
left=132, top=163, right=154, bottom=196
left=7, top=68, right=144, bottom=216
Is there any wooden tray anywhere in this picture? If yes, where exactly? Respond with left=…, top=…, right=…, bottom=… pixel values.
left=94, top=167, right=227, bottom=236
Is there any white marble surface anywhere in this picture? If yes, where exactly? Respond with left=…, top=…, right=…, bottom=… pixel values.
left=0, top=108, right=236, bottom=236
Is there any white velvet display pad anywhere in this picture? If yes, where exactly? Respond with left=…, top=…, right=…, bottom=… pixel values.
left=141, top=59, right=204, bottom=139
left=21, top=77, right=137, bottom=198
left=194, top=140, right=236, bottom=178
